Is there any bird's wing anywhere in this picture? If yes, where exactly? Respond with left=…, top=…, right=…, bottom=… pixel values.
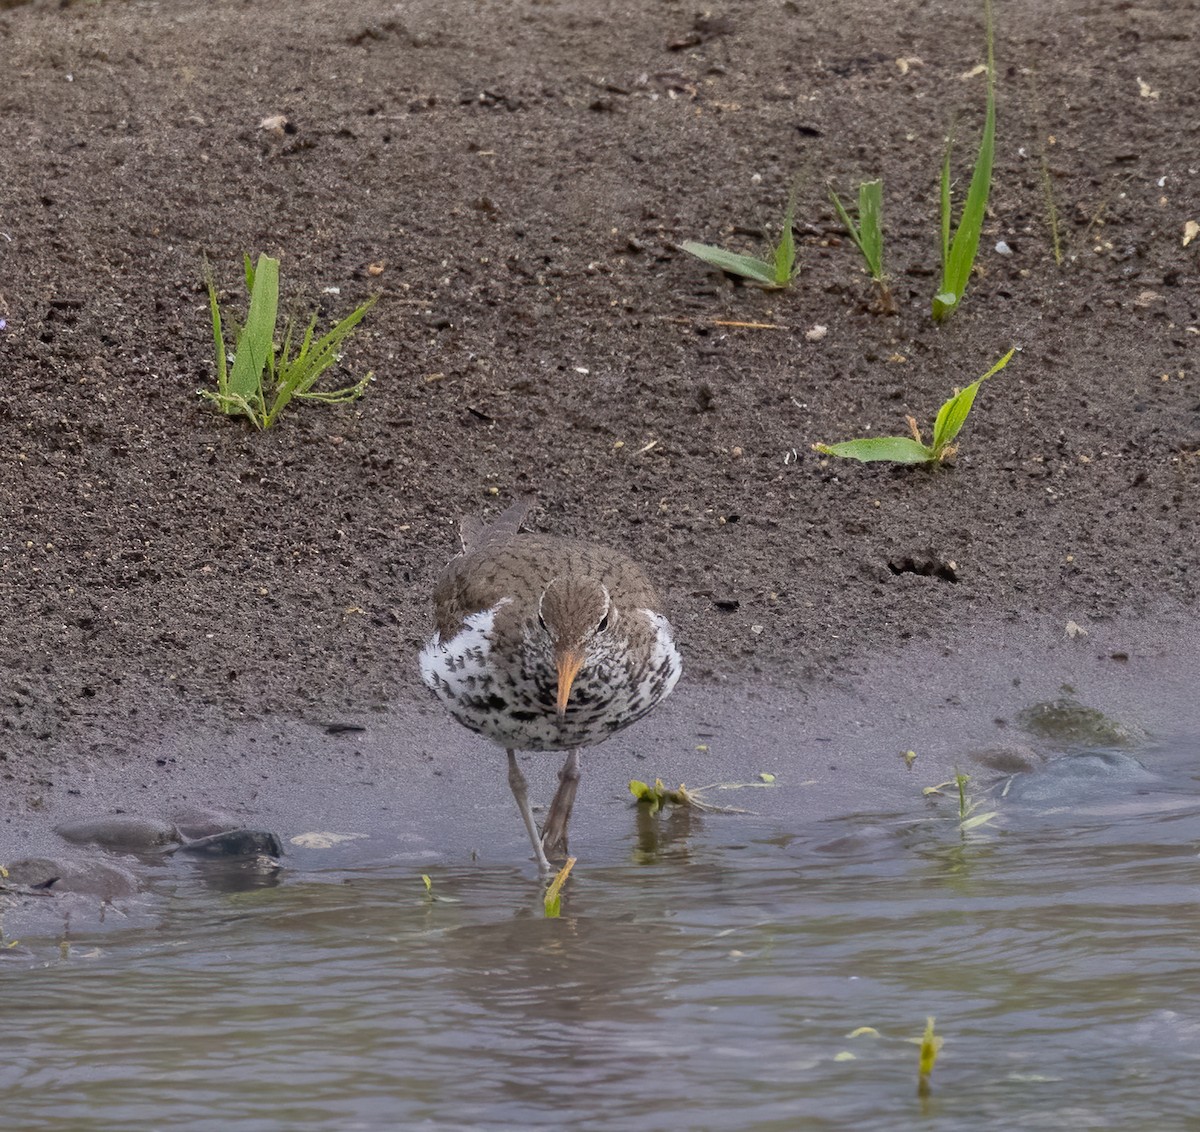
left=459, top=495, right=535, bottom=553
left=432, top=536, right=549, bottom=641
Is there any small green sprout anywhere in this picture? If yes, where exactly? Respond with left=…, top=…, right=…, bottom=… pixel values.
left=1040, top=154, right=1064, bottom=266
left=630, top=777, right=765, bottom=815
left=812, top=347, right=1014, bottom=464
left=630, top=778, right=697, bottom=816
left=932, top=0, right=998, bottom=322
left=417, top=873, right=460, bottom=905
left=543, top=856, right=576, bottom=918
left=681, top=196, right=799, bottom=289
left=202, top=253, right=377, bottom=428
left=829, top=179, right=895, bottom=313
left=917, top=1016, right=943, bottom=1097
left=923, top=769, right=998, bottom=832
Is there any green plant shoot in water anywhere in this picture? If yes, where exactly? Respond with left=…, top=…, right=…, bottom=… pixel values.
left=543, top=856, right=576, bottom=918
left=923, top=769, right=999, bottom=832
left=917, top=1016, right=943, bottom=1097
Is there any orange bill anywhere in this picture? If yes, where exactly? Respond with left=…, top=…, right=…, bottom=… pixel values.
left=555, top=647, right=586, bottom=716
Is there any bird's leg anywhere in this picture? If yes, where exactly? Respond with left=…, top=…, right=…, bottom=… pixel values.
left=540, top=748, right=582, bottom=859
left=507, top=749, right=553, bottom=874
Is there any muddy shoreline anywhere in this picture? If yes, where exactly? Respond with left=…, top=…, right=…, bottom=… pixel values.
left=3, top=606, right=1196, bottom=865
left=2, top=0, right=1197, bottom=846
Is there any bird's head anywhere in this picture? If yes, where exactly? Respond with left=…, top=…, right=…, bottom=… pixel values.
left=536, top=575, right=614, bottom=717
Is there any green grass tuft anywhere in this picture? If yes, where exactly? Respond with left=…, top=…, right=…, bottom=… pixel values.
left=202, top=253, right=377, bottom=429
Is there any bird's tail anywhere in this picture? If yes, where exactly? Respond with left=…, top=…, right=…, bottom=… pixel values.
left=459, top=494, right=535, bottom=552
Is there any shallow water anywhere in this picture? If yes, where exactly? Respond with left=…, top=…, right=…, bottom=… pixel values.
left=3, top=734, right=1199, bottom=1131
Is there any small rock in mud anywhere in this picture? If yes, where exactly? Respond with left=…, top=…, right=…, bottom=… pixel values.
left=1002, top=750, right=1156, bottom=803
left=170, top=807, right=246, bottom=840
left=1, top=856, right=141, bottom=900
left=1016, top=697, right=1144, bottom=749
left=290, top=831, right=368, bottom=849
left=55, top=816, right=182, bottom=853
left=174, top=830, right=283, bottom=858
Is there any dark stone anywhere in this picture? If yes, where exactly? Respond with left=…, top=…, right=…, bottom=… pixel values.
left=55, top=816, right=182, bottom=853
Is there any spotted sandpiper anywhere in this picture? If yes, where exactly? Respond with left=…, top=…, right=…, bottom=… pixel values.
left=419, top=498, right=683, bottom=872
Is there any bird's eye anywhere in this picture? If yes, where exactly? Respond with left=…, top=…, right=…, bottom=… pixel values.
left=596, top=613, right=610, bottom=633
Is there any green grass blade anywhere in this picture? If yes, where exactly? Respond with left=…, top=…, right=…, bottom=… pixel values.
left=269, top=297, right=377, bottom=424
left=813, top=436, right=934, bottom=464
left=944, top=96, right=995, bottom=304
left=680, top=241, right=779, bottom=286
left=295, top=313, right=317, bottom=366
left=290, top=297, right=376, bottom=391
left=228, top=254, right=279, bottom=405
left=774, top=200, right=797, bottom=284
left=938, top=139, right=953, bottom=273
left=269, top=316, right=320, bottom=423
left=204, top=263, right=230, bottom=398
left=857, top=179, right=885, bottom=280
left=931, top=346, right=1014, bottom=454
left=265, top=353, right=306, bottom=426
left=833, top=181, right=885, bottom=282
left=277, top=317, right=296, bottom=379
left=934, top=0, right=997, bottom=322
left=243, top=252, right=256, bottom=292
left=829, top=186, right=861, bottom=247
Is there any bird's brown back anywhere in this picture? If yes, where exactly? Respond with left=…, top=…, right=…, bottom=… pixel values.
left=433, top=516, right=663, bottom=642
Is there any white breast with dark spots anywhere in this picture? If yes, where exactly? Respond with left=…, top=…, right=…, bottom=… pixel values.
left=419, top=602, right=681, bottom=751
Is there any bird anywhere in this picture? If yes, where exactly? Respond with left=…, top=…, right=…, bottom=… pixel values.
left=419, top=497, right=683, bottom=872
